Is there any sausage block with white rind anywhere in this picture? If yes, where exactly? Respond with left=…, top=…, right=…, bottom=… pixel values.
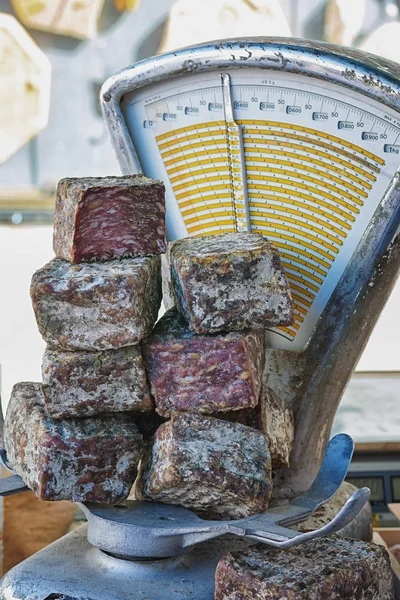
left=137, top=413, right=272, bottom=520
left=169, top=232, right=294, bottom=334
left=4, top=382, right=143, bottom=504
left=214, top=537, right=394, bottom=600
left=30, top=256, right=161, bottom=351
left=216, top=385, right=294, bottom=469
left=42, top=345, right=153, bottom=419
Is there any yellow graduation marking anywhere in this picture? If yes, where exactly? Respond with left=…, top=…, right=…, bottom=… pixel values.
left=251, top=219, right=338, bottom=256
left=248, top=183, right=359, bottom=218
left=243, top=130, right=379, bottom=174
left=251, top=193, right=355, bottom=224
left=291, top=293, right=312, bottom=309
left=293, top=302, right=308, bottom=316
left=163, top=149, right=229, bottom=167
left=251, top=204, right=347, bottom=238
left=167, top=154, right=370, bottom=196
left=289, top=282, right=316, bottom=301
left=240, top=120, right=385, bottom=166
left=195, top=227, right=237, bottom=236
left=156, top=121, right=227, bottom=141
left=253, top=227, right=335, bottom=265
left=250, top=210, right=344, bottom=246
left=185, top=211, right=236, bottom=225
left=167, top=161, right=368, bottom=205
left=158, top=129, right=227, bottom=151
left=248, top=176, right=363, bottom=208
left=257, top=232, right=332, bottom=271
left=178, top=193, right=232, bottom=209
left=250, top=199, right=351, bottom=231
left=283, top=270, right=320, bottom=294
left=181, top=202, right=234, bottom=216
left=166, top=156, right=229, bottom=175
left=187, top=221, right=236, bottom=233
left=170, top=171, right=237, bottom=186
left=274, top=245, right=329, bottom=276
left=160, top=139, right=228, bottom=158
left=280, top=260, right=323, bottom=285
left=166, top=149, right=371, bottom=191
left=248, top=168, right=366, bottom=204
left=243, top=139, right=376, bottom=182
left=283, top=321, right=301, bottom=332
left=161, top=135, right=376, bottom=182
left=245, top=161, right=369, bottom=196
left=173, top=175, right=231, bottom=191
left=175, top=184, right=233, bottom=201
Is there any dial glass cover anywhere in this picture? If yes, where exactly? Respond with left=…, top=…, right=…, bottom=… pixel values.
left=121, top=68, right=400, bottom=351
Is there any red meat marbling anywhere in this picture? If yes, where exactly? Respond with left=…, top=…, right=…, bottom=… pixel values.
left=53, top=175, right=166, bottom=263
left=143, top=308, right=265, bottom=417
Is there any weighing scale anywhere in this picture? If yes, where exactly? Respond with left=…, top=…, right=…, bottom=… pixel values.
left=1, top=37, right=400, bottom=599
left=0, top=435, right=371, bottom=599
left=102, top=37, right=400, bottom=498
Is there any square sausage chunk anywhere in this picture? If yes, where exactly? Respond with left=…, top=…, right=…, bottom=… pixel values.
left=31, top=256, right=161, bottom=351
left=137, top=413, right=272, bottom=520
left=4, top=382, right=143, bottom=504
left=216, top=385, right=294, bottom=469
left=143, top=308, right=265, bottom=416
left=258, top=386, right=294, bottom=469
left=53, top=175, right=166, bottom=263
left=42, top=345, right=153, bottom=419
left=215, top=537, right=394, bottom=600
left=169, top=232, right=293, bottom=333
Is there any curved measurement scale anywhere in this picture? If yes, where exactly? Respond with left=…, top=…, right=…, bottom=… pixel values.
left=120, top=69, right=400, bottom=350
left=102, top=40, right=400, bottom=496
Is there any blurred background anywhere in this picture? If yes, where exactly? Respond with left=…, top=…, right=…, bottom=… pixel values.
left=0, top=0, right=400, bottom=576
left=1, top=0, right=400, bottom=408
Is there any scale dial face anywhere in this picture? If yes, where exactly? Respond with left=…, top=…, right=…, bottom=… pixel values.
left=121, top=68, right=400, bottom=351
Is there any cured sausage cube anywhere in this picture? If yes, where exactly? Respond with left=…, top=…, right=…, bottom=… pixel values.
left=137, top=413, right=272, bottom=520
left=42, top=345, right=153, bottom=419
left=31, top=256, right=161, bottom=351
left=216, top=386, right=294, bottom=468
left=53, top=175, right=166, bottom=263
left=4, top=382, right=143, bottom=504
left=214, top=537, right=394, bottom=600
left=169, top=232, right=294, bottom=333
left=143, top=308, right=265, bottom=416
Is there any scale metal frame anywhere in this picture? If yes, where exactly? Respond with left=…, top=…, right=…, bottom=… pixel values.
left=101, top=38, right=400, bottom=498
left=0, top=435, right=371, bottom=600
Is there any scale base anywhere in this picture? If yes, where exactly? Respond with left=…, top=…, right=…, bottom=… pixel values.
left=0, top=524, right=251, bottom=600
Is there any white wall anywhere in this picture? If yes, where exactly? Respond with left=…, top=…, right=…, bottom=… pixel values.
left=0, top=226, right=53, bottom=411
left=0, top=223, right=399, bottom=412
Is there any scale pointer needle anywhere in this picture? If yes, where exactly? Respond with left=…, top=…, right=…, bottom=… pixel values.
left=221, top=73, right=251, bottom=233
